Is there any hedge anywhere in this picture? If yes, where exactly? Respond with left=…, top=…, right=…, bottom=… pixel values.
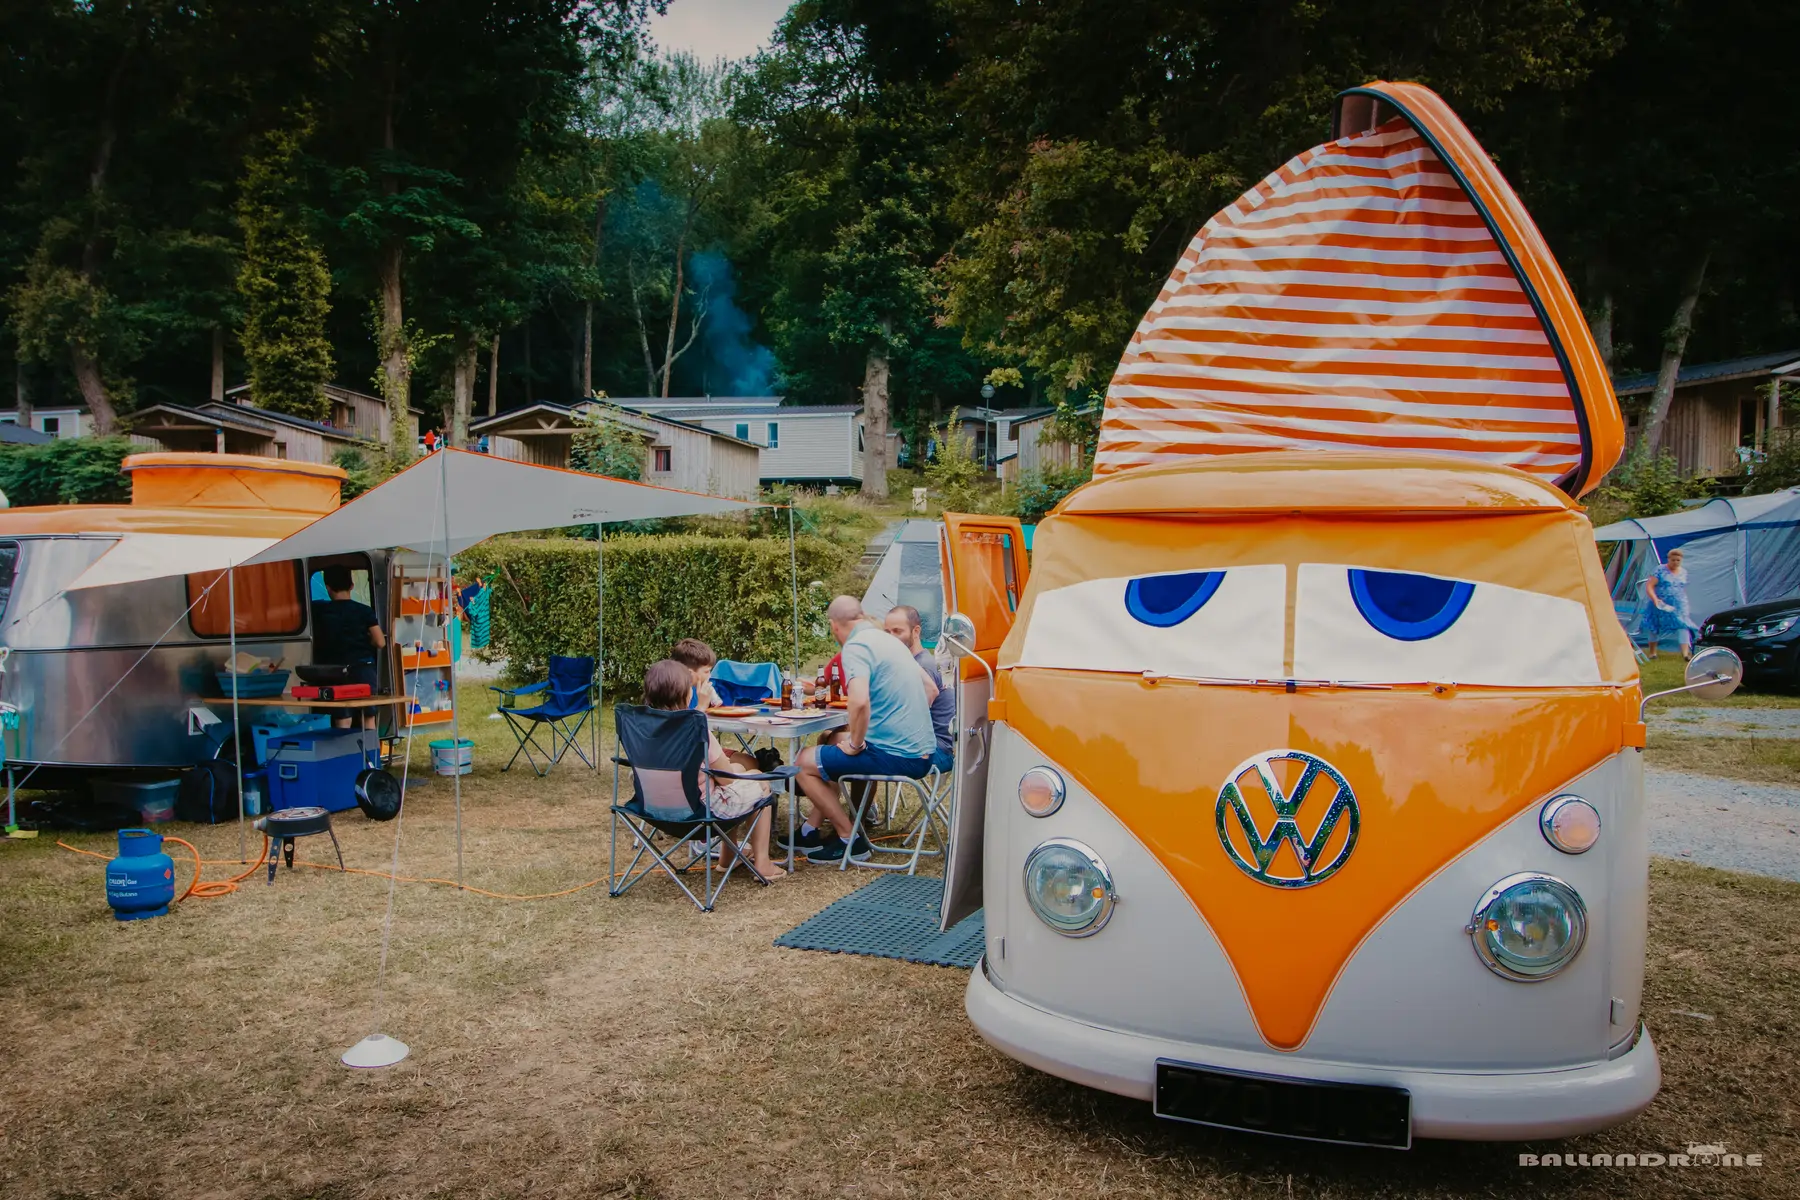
left=458, top=534, right=850, bottom=696
left=0, top=436, right=134, bottom=507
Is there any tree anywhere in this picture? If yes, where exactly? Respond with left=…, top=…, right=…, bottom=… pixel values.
left=237, top=116, right=334, bottom=420
left=931, top=0, right=1616, bottom=400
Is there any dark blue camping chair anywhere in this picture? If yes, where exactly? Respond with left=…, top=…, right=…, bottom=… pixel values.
left=609, top=704, right=798, bottom=911
left=490, top=655, right=598, bottom=776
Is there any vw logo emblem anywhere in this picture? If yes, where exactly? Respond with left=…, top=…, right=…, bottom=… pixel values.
left=1215, top=750, right=1359, bottom=889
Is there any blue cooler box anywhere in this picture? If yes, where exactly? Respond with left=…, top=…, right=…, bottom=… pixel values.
left=267, top=730, right=381, bottom=814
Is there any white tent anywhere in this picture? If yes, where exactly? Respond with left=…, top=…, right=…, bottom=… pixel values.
left=1596, top=488, right=1800, bottom=630
left=66, top=450, right=757, bottom=591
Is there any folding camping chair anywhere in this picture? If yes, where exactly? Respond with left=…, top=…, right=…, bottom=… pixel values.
left=609, top=704, right=798, bottom=911
left=490, top=654, right=598, bottom=776
left=708, top=659, right=784, bottom=706
left=832, top=765, right=951, bottom=875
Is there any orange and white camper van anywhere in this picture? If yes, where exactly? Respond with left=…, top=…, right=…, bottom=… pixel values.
left=934, top=82, right=1738, bottom=1147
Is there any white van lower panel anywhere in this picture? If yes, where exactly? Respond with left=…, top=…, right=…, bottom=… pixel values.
left=966, top=960, right=1660, bottom=1142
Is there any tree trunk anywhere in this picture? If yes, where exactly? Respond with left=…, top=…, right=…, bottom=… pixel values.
left=628, top=262, right=655, bottom=394
left=659, top=196, right=698, bottom=399
left=70, top=345, right=118, bottom=436
left=1588, top=291, right=1614, bottom=373
left=15, top=361, right=32, bottom=429
left=210, top=326, right=226, bottom=402
left=377, top=240, right=410, bottom=461
left=1642, top=251, right=1711, bottom=458
left=451, top=338, right=477, bottom=448
left=487, top=334, right=500, bottom=417
left=582, top=301, right=594, bottom=400
left=861, top=325, right=892, bottom=499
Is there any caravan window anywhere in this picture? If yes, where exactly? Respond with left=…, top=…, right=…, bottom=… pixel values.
left=0, top=542, right=18, bottom=621
left=187, top=562, right=306, bottom=638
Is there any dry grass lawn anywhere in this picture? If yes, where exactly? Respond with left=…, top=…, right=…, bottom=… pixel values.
left=1, top=687, right=1796, bottom=1199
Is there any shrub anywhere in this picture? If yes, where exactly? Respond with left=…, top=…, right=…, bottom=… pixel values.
left=925, top=416, right=991, bottom=513
left=1585, top=448, right=1710, bottom=528
left=0, top=436, right=134, bottom=507
left=458, top=533, right=851, bottom=695
left=1010, top=462, right=1091, bottom=524
left=1745, top=429, right=1800, bottom=495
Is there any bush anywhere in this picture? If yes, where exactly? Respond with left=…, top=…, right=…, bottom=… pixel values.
left=0, top=436, right=135, bottom=507
left=1010, top=462, right=1091, bottom=524
left=459, top=533, right=853, bottom=696
left=1745, top=429, right=1800, bottom=495
left=1585, top=448, right=1710, bottom=528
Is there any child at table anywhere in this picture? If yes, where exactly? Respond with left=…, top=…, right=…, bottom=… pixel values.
left=644, top=659, right=784, bottom=879
left=671, top=638, right=723, bottom=710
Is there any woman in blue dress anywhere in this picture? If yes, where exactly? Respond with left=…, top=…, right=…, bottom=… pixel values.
left=1641, top=547, right=1698, bottom=660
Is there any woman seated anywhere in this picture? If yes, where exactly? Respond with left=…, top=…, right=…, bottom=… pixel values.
left=644, top=659, right=785, bottom=880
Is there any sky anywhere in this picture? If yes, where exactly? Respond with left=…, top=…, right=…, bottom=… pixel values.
left=647, top=0, right=791, bottom=63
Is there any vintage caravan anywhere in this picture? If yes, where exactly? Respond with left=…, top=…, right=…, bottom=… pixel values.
left=0, top=453, right=393, bottom=782
left=934, top=82, right=1739, bottom=1146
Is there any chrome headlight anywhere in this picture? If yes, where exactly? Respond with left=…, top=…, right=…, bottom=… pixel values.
left=1467, top=873, right=1587, bottom=981
left=1539, top=795, right=1601, bottom=854
left=1747, top=615, right=1798, bottom=639
left=1022, top=839, right=1115, bottom=937
left=1018, top=766, right=1066, bottom=817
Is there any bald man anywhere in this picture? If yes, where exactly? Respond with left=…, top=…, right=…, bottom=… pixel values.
left=793, top=595, right=935, bottom=862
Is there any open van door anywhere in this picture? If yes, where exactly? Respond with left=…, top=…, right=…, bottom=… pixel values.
left=939, top=512, right=1030, bottom=931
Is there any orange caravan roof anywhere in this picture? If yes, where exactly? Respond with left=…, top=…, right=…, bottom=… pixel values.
left=1094, top=81, right=1624, bottom=497
left=0, top=453, right=345, bottom=539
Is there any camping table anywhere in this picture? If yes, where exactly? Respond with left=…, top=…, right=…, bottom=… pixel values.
left=706, top=708, right=848, bottom=871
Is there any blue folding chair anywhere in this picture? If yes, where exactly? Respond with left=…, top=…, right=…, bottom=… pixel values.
left=490, top=655, right=598, bottom=775
left=708, top=660, right=783, bottom=706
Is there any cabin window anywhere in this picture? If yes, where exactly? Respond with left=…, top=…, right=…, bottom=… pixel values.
left=40, top=417, right=60, bottom=437
left=856, top=426, right=865, bottom=452
left=653, top=446, right=672, bottom=472
left=735, top=422, right=750, bottom=441
left=0, top=542, right=18, bottom=622
left=766, top=421, right=779, bottom=448
left=187, top=562, right=306, bottom=638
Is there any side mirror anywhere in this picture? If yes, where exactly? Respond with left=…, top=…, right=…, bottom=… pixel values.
left=941, top=611, right=978, bottom=658
left=1684, top=646, right=1743, bottom=701
left=1640, top=646, right=1742, bottom=717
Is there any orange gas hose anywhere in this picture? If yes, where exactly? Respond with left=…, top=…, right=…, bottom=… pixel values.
left=58, top=835, right=269, bottom=901
left=58, top=838, right=611, bottom=901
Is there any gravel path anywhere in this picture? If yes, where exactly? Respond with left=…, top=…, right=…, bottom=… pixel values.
left=1647, top=766, right=1800, bottom=882
left=1651, top=705, right=1800, bottom=740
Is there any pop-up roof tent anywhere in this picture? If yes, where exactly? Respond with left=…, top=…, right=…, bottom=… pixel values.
left=1596, top=489, right=1800, bottom=629
left=1093, top=81, right=1624, bottom=496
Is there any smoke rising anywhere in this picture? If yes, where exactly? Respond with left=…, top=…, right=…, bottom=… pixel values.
left=688, top=250, right=777, bottom=396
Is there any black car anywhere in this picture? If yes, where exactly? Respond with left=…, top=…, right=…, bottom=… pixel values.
left=1698, top=598, right=1800, bottom=689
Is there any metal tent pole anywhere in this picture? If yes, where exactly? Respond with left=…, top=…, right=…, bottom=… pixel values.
left=594, top=522, right=603, bottom=769
left=228, top=565, right=245, bottom=861
left=604, top=525, right=612, bottom=770
left=788, top=505, right=801, bottom=681
left=439, top=452, right=464, bottom=891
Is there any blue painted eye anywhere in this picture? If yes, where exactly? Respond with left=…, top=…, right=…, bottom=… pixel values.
left=1124, top=571, right=1226, bottom=627
left=1349, top=570, right=1474, bottom=641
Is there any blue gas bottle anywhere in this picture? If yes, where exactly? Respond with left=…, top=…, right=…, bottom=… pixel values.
left=105, top=828, right=175, bottom=921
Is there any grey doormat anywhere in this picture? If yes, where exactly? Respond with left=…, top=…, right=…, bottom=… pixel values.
left=774, top=874, right=985, bottom=968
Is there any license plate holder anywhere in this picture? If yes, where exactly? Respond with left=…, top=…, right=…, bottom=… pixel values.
left=1154, top=1059, right=1411, bottom=1149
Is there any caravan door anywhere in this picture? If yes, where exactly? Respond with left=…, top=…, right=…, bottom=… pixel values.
left=939, top=512, right=1029, bottom=931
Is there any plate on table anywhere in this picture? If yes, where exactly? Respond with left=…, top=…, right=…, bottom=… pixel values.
left=707, top=706, right=759, bottom=718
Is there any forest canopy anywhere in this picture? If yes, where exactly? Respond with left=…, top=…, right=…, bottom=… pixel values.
left=2, top=0, right=1794, bottom=475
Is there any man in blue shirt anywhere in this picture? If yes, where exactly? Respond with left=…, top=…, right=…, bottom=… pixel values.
left=794, top=595, right=934, bottom=862
left=885, top=604, right=954, bottom=774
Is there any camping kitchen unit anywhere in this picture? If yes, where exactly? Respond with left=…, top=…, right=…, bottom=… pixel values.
left=0, top=453, right=404, bottom=781
left=933, top=81, right=1730, bottom=1147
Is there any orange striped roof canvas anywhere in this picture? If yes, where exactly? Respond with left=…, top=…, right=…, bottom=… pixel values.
left=1095, top=81, right=1624, bottom=497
